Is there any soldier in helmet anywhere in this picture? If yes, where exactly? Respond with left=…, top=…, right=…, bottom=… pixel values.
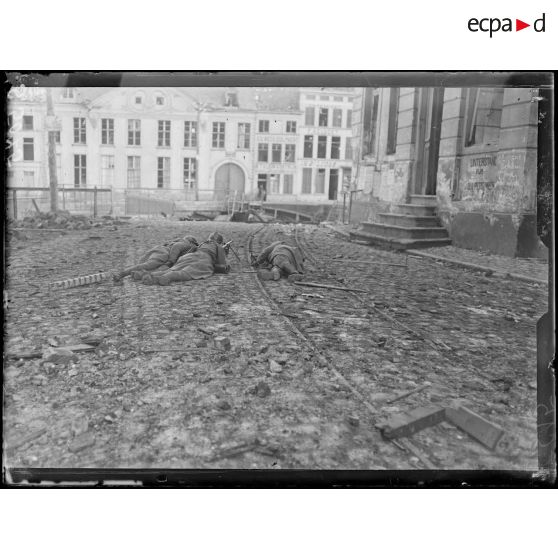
left=253, top=241, right=304, bottom=283
left=113, top=235, right=199, bottom=282
left=142, top=231, right=229, bottom=286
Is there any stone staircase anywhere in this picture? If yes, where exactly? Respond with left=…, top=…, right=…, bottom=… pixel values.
left=349, top=195, right=452, bottom=250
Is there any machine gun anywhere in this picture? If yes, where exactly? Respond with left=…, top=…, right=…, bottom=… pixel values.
left=223, top=240, right=241, bottom=263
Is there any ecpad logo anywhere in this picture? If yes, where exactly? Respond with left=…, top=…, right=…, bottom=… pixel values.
left=468, top=13, right=546, bottom=37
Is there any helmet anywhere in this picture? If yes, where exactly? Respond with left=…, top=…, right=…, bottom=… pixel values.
left=208, top=232, right=224, bottom=244
left=183, top=235, right=198, bottom=245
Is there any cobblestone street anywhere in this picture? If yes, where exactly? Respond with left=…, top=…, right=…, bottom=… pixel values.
left=4, top=220, right=547, bottom=470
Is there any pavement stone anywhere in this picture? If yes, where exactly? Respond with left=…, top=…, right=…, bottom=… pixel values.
left=3, top=220, right=547, bottom=470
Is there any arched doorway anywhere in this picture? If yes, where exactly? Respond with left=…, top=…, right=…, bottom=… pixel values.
left=214, top=163, right=245, bottom=201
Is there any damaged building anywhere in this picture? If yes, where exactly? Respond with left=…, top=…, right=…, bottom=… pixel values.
left=349, top=86, right=545, bottom=258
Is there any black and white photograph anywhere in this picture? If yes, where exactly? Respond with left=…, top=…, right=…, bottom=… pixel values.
left=3, top=72, right=554, bottom=483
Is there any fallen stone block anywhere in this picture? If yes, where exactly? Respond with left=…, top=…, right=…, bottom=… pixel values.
left=377, top=406, right=446, bottom=439
left=445, top=405, right=505, bottom=450
left=269, top=359, right=282, bottom=373
left=255, top=381, right=271, bottom=398
left=214, top=336, right=231, bottom=351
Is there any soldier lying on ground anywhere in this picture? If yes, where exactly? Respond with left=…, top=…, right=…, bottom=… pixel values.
left=141, top=232, right=229, bottom=286
left=112, top=235, right=199, bottom=282
left=253, top=241, right=304, bottom=282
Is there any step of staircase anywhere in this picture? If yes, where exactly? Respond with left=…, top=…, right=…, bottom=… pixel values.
left=410, top=195, right=437, bottom=207
left=362, top=221, right=450, bottom=240
left=376, top=213, right=440, bottom=228
left=349, top=229, right=452, bottom=250
left=394, top=203, right=437, bottom=217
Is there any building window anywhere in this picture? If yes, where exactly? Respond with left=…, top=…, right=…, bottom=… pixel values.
left=23, top=115, right=33, bottom=130
left=73, top=117, right=86, bottom=144
left=334, top=96, right=343, bottom=102
left=212, top=122, right=225, bottom=148
left=306, top=94, right=316, bottom=100
left=272, top=143, right=282, bottom=162
left=237, top=123, right=251, bottom=149
left=23, top=138, right=34, bottom=161
left=23, top=171, right=35, bottom=188
left=318, top=108, right=328, bottom=127
left=332, top=109, right=342, bottom=127
left=158, top=120, right=171, bottom=147
left=224, top=91, right=237, bottom=107
left=258, top=120, right=270, bottom=133
left=101, top=118, right=114, bottom=145
left=345, top=138, right=353, bottom=160
left=464, top=87, right=504, bottom=147
left=270, top=174, right=280, bottom=194
left=7, top=114, right=13, bottom=131
left=330, top=137, right=341, bottom=159
left=128, top=119, right=141, bottom=146
left=62, top=88, right=74, bottom=99
left=346, top=109, right=352, bottom=128
left=135, top=95, right=142, bottom=105
left=317, top=136, right=327, bottom=158
left=285, top=144, right=296, bottom=162
left=184, top=121, right=197, bottom=147
left=127, top=156, right=141, bottom=188
left=101, top=155, right=115, bottom=187
left=302, top=168, right=312, bottom=193
left=74, top=154, right=86, bottom=187
left=305, top=107, right=315, bottom=126
left=157, top=157, right=170, bottom=188
left=304, top=135, right=313, bottom=158
left=362, top=89, right=379, bottom=156
left=283, top=174, right=293, bottom=194
left=258, top=143, right=269, bottom=162
left=183, top=157, right=197, bottom=189
left=49, top=131, right=61, bottom=144
left=386, top=87, right=400, bottom=155
left=315, top=168, right=326, bottom=194
left=286, top=121, right=297, bottom=133
left=156, top=96, right=165, bottom=106
left=319, top=95, right=329, bottom=101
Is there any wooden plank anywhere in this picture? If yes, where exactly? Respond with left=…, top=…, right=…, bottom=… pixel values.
left=445, top=405, right=505, bottom=450
left=293, top=281, right=368, bottom=293
left=8, top=427, right=47, bottom=450
left=377, top=406, right=446, bottom=439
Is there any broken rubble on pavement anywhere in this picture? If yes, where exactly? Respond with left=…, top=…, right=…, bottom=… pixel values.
left=3, top=219, right=546, bottom=471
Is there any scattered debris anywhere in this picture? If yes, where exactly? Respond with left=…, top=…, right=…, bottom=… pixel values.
left=268, top=359, right=282, bottom=373
left=377, top=406, right=446, bottom=439
left=51, top=272, right=112, bottom=289
left=386, top=383, right=431, bottom=405
left=7, top=426, right=47, bottom=451
left=71, top=416, right=89, bottom=436
left=69, top=432, right=96, bottom=453
left=445, top=405, right=506, bottom=450
left=208, top=439, right=259, bottom=462
left=42, top=347, right=79, bottom=365
left=347, top=416, right=360, bottom=427
left=255, top=381, right=272, bottom=398
left=214, top=336, right=231, bottom=351
left=397, top=438, right=436, bottom=469
left=217, top=400, right=232, bottom=411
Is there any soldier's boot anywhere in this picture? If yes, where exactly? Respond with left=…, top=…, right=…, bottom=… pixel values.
left=271, top=266, right=281, bottom=281
left=142, top=274, right=155, bottom=285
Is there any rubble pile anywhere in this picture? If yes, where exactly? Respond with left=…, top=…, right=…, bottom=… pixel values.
left=13, top=211, right=130, bottom=231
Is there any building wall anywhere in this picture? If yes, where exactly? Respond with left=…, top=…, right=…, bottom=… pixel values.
left=296, top=88, right=354, bottom=203
left=351, top=86, right=545, bottom=257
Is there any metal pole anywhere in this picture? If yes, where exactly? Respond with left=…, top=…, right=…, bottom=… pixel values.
left=45, top=89, right=59, bottom=213
left=12, top=190, right=18, bottom=220
left=348, top=191, right=354, bottom=224
left=93, top=187, right=98, bottom=218
left=342, top=192, right=347, bottom=224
